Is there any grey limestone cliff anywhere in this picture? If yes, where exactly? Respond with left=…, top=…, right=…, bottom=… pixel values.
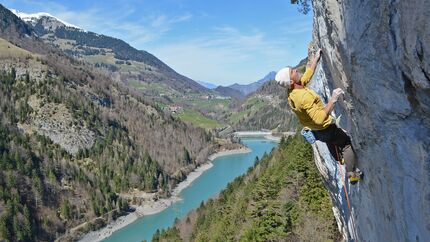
left=309, top=1, right=430, bottom=241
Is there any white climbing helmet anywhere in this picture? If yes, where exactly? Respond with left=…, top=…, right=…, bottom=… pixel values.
left=275, top=67, right=291, bottom=88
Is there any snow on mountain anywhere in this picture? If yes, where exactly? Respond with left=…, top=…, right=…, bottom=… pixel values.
left=10, top=9, right=83, bottom=30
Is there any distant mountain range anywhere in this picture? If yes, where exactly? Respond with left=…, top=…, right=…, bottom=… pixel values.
left=196, top=80, right=218, bottom=89
left=213, top=71, right=276, bottom=100
left=227, top=71, right=276, bottom=96
left=214, top=86, right=245, bottom=101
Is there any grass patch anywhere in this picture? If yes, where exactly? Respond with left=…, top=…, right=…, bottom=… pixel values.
left=83, top=53, right=117, bottom=65
left=0, top=38, right=34, bottom=58
left=176, top=109, right=222, bottom=129
left=189, top=98, right=231, bottom=111
left=128, top=80, right=171, bottom=94
left=228, top=96, right=268, bottom=124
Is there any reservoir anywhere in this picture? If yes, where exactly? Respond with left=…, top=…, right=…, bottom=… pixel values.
left=103, top=138, right=278, bottom=242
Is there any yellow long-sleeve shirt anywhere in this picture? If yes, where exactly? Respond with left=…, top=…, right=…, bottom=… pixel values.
left=287, top=68, right=333, bottom=130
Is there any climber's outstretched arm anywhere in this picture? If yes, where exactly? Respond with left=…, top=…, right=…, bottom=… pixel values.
left=309, top=49, right=322, bottom=73
left=301, top=50, right=322, bottom=86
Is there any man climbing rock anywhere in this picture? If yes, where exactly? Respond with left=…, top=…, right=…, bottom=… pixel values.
left=275, top=50, right=362, bottom=183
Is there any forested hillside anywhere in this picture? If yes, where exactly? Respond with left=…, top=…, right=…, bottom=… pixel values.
left=225, top=59, right=306, bottom=132
left=227, top=80, right=298, bottom=132
left=154, top=134, right=340, bottom=242
left=0, top=5, right=218, bottom=241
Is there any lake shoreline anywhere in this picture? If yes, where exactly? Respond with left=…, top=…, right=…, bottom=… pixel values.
left=77, top=146, right=251, bottom=242
left=234, top=131, right=294, bottom=142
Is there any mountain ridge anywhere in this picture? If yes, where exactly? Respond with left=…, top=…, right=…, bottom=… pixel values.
left=196, top=80, right=217, bottom=89
left=227, top=71, right=276, bottom=96
left=214, top=86, right=245, bottom=101
left=11, top=8, right=208, bottom=95
left=11, top=9, right=82, bottom=29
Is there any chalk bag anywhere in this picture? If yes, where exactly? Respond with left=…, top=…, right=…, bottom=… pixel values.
left=301, top=128, right=316, bottom=144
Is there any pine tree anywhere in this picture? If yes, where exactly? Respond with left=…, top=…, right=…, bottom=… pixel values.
left=0, top=215, right=11, bottom=242
left=60, top=200, right=72, bottom=220
left=23, top=205, right=32, bottom=240
left=10, top=67, right=16, bottom=81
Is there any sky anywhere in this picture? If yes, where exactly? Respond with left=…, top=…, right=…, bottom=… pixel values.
left=2, top=0, right=313, bottom=86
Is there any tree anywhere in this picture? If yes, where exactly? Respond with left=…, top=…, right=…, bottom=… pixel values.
left=24, top=72, right=30, bottom=83
left=291, top=0, right=311, bottom=14
left=13, top=215, right=24, bottom=241
left=60, top=200, right=72, bottom=220
left=23, top=205, right=33, bottom=240
left=152, top=229, right=160, bottom=242
left=10, top=67, right=16, bottom=81
left=0, top=215, right=11, bottom=242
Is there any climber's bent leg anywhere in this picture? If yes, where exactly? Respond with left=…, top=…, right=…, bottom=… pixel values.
left=313, top=124, right=358, bottom=171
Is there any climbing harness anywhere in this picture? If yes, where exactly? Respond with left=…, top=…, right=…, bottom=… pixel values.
left=335, top=145, right=359, bottom=242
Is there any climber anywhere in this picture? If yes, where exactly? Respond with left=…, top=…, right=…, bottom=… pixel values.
left=275, top=49, right=362, bottom=183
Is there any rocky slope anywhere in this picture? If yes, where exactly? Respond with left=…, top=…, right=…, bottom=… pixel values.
left=310, top=1, right=430, bottom=241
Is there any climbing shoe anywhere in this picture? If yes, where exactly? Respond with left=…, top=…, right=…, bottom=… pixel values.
left=349, top=169, right=363, bottom=185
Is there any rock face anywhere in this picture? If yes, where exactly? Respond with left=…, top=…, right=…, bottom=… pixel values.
left=18, top=96, right=95, bottom=155
left=310, top=1, right=430, bottom=241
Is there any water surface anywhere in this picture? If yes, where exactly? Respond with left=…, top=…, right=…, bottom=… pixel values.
left=103, top=138, right=278, bottom=242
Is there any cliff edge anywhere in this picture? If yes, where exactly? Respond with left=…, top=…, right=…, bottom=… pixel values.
left=309, top=1, right=430, bottom=241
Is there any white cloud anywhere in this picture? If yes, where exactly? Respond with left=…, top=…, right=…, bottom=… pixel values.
left=173, top=13, right=192, bottom=23
left=149, top=26, right=305, bottom=85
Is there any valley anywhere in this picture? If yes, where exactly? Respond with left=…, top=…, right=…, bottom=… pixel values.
left=1, top=0, right=428, bottom=241
left=0, top=3, right=315, bottom=242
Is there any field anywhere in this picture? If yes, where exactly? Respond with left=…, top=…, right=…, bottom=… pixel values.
left=176, top=109, right=222, bottom=129
left=0, top=38, right=34, bottom=58
left=188, top=98, right=231, bottom=112
left=228, top=96, right=268, bottom=124
left=128, top=79, right=172, bottom=94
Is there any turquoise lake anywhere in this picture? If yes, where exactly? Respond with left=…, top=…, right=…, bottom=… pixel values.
left=103, top=138, right=278, bottom=242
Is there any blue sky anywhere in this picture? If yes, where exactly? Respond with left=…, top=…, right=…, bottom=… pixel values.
left=2, top=0, right=313, bottom=86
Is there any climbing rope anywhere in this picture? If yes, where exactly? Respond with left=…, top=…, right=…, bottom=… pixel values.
left=335, top=145, right=359, bottom=242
